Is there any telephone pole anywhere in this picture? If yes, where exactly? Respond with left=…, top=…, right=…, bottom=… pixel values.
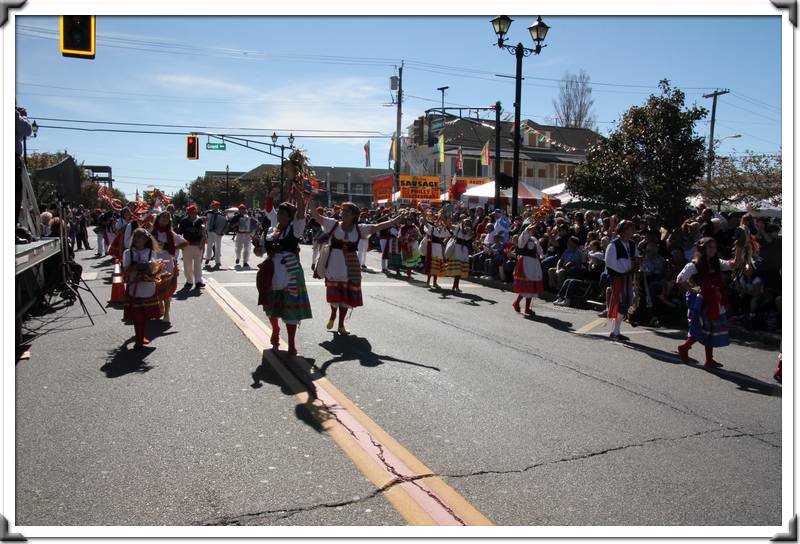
left=703, top=88, right=729, bottom=185
left=394, top=61, right=404, bottom=194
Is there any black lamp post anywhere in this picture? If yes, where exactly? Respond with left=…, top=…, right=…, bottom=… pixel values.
left=271, top=131, right=295, bottom=202
left=490, top=15, right=549, bottom=217
left=24, top=120, right=39, bottom=165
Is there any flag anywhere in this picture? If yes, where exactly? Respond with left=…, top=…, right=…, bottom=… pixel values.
left=456, top=146, right=463, bottom=174
left=364, top=140, right=371, bottom=167
left=389, top=135, right=396, bottom=162
left=481, top=141, right=491, bottom=166
left=448, top=173, right=457, bottom=201
left=438, top=133, right=445, bottom=163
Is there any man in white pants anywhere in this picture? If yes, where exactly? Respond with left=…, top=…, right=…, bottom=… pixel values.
left=205, top=200, right=226, bottom=269
left=176, top=204, right=206, bottom=289
left=231, top=204, right=256, bottom=268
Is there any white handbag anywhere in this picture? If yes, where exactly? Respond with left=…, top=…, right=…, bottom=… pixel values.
left=444, top=237, right=457, bottom=260
left=314, top=222, right=338, bottom=278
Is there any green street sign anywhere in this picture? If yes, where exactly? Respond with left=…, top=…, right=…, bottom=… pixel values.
left=206, top=142, right=226, bottom=150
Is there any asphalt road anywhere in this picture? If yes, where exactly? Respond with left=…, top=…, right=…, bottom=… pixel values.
left=15, top=236, right=782, bottom=528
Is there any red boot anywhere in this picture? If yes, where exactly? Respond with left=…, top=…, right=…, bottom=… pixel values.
left=512, top=295, right=522, bottom=313
left=524, top=297, right=534, bottom=316
left=774, top=354, right=782, bottom=383
left=286, top=324, right=298, bottom=355
left=704, top=345, right=723, bottom=368
left=269, top=318, right=280, bottom=350
left=678, top=338, right=695, bottom=363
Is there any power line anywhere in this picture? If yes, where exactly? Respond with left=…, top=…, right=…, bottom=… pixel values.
left=719, top=100, right=781, bottom=124
left=35, top=124, right=392, bottom=139
left=716, top=121, right=782, bottom=147
left=730, top=91, right=781, bottom=113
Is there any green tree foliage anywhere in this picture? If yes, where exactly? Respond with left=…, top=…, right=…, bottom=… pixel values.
left=241, top=166, right=280, bottom=209
left=702, top=151, right=782, bottom=211
left=188, top=175, right=243, bottom=210
left=567, top=80, right=708, bottom=228
left=170, top=188, right=189, bottom=210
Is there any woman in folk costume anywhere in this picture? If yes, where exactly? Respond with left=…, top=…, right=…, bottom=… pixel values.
left=421, top=209, right=452, bottom=290
left=255, top=182, right=313, bottom=356
left=445, top=217, right=474, bottom=293
left=308, top=202, right=402, bottom=335
left=398, top=213, right=422, bottom=277
left=151, top=211, right=188, bottom=323
left=122, top=228, right=163, bottom=348
left=378, top=209, right=402, bottom=274
left=107, top=207, right=132, bottom=260
left=605, top=220, right=638, bottom=341
left=677, top=237, right=742, bottom=368
left=512, top=221, right=545, bottom=315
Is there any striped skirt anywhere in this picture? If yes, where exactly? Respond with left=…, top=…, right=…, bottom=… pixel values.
left=445, top=259, right=469, bottom=278
left=123, top=296, right=161, bottom=321
left=263, top=266, right=312, bottom=322
left=426, top=256, right=446, bottom=276
left=155, top=269, right=179, bottom=301
left=512, top=257, right=544, bottom=295
left=686, top=292, right=730, bottom=348
left=326, top=280, right=363, bottom=308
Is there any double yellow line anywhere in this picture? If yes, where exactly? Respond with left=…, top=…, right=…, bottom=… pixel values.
left=204, top=279, right=492, bottom=526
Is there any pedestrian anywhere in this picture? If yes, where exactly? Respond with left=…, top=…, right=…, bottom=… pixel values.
left=77, top=206, right=92, bottom=251
left=255, top=187, right=312, bottom=354
left=176, top=204, right=206, bottom=289
left=307, top=202, right=401, bottom=335
left=231, top=204, right=256, bottom=268
left=151, top=211, right=188, bottom=322
left=445, top=217, right=474, bottom=293
left=512, top=221, right=545, bottom=315
left=605, top=220, right=638, bottom=341
left=205, top=200, right=226, bottom=268
left=122, top=228, right=162, bottom=348
left=357, top=210, right=370, bottom=270
left=676, top=237, right=741, bottom=368
left=378, top=209, right=402, bottom=274
left=421, top=209, right=451, bottom=290
left=93, top=209, right=109, bottom=257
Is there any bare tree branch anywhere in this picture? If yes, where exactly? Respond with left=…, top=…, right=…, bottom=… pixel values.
left=552, top=69, right=597, bottom=130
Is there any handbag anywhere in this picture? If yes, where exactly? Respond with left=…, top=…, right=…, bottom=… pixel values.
left=314, top=222, right=338, bottom=279
left=418, top=238, right=428, bottom=257
left=444, top=237, right=457, bottom=260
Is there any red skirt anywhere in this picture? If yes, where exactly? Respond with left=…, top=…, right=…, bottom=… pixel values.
left=155, top=268, right=179, bottom=301
left=608, top=274, right=632, bottom=320
left=107, top=231, right=125, bottom=259
left=512, top=258, right=544, bottom=295
left=123, top=296, right=161, bottom=321
left=326, top=280, right=363, bottom=308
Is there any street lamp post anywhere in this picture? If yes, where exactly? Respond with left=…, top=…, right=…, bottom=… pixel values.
left=490, top=15, right=549, bottom=217
left=24, top=120, right=39, bottom=166
left=225, top=164, right=229, bottom=208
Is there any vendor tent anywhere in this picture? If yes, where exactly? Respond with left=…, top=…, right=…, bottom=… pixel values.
left=542, top=182, right=577, bottom=205
left=461, top=181, right=551, bottom=208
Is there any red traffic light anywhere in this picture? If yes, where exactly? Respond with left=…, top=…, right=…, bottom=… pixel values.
left=186, top=135, right=199, bottom=160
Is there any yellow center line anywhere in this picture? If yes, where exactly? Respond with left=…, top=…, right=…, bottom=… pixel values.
left=203, top=278, right=493, bottom=526
left=575, top=317, right=608, bottom=335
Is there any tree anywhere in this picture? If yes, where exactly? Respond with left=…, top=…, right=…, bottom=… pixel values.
left=703, top=151, right=782, bottom=211
left=241, top=167, right=280, bottom=209
left=170, top=189, right=189, bottom=209
left=567, top=80, right=707, bottom=227
left=552, top=69, right=597, bottom=130
left=188, top=175, right=243, bottom=210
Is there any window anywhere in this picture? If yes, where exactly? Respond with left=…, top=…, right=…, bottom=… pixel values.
left=502, top=160, right=513, bottom=175
left=538, top=168, right=547, bottom=178
left=482, top=165, right=490, bottom=177
left=525, top=167, right=534, bottom=178
left=463, top=158, right=479, bottom=177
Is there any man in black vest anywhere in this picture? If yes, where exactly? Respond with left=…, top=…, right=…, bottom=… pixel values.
left=605, top=219, right=638, bottom=341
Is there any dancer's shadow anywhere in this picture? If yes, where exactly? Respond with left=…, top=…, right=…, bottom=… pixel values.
left=101, top=341, right=155, bottom=377
left=317, top=334, right=440, bottom=376
left=437, top=290, right=498, bottom=306
left=526, top=313, right=574, bottom=332
left=622, top=341, right=781, bottom=396
left=250, top=351, right=328, bottom=432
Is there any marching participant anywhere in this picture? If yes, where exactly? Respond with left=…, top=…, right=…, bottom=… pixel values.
left=605, top=220, right=638, bottom=341
left=676, top=237, right=741, bottom=368
left=421, top=209, right=451, bottom=290
left=357, top=210, right=370, bottom=270
left=512, top=221, right=545, bottom=315
left=379, top=209, right=402, bottom=274
left=205, top=200, right=226, bottom=268
left=108, top=207, right=134, bottom=260
left=122, top=228, right=163, bottom=348
left=151, top=211, right=188, bottom=322
left=255, top=187, right=312, bottom=354
left=398, top=214, right=422, bottom=277
left=176, top=204, right=206, bottom=289
left=445, top=217, right=474, bottom=292
left=311, top=206, right=327, bottom=276
left=231, top=204, right=256, bottom=268
left=308, top=202, right=401, bottom=335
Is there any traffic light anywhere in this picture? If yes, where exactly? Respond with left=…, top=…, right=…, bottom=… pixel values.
left=186, top=136, right=199, bottom=160
left=60, top=16, right=95, bottom=59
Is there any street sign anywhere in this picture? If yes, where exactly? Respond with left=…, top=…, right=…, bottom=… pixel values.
left=206, top=142, right=226, bottom=150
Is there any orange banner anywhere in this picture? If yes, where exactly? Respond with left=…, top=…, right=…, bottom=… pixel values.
left=372, top=174, right=394, bottom=202
left=399, top=175, right=440, bottom=200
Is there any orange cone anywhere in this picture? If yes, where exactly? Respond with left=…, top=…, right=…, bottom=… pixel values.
left=107, top=258, right=128, bottom=304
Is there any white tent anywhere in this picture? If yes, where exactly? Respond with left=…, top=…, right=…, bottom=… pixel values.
left=461, top=181, right=545, bottom=206
left=541, top=182, right=577, bottom=204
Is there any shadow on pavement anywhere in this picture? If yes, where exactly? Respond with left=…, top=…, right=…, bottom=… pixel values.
left=101, top=341, right=155, bottom=377
left=317, top=334, right=440, bottom=376
left=173, top=285, right=203, bottom=300
left=525, top=312, right=574, bottom=332
left=437, top=290, right=498, bottom=306
left=622, top=341, right=781, bottom=396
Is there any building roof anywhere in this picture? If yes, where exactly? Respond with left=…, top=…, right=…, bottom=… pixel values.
left=238, top=164, right=393, bottom=184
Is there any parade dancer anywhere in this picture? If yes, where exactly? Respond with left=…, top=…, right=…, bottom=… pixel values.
left=255, top=187, right=312, bottom=354
left=122, top=228, right=163, bottom=348
left=421, top=210, right=451, bottom=290
left=676, top=237, right=741, bottom=368
left=231, top=204, right=256, bottom=268
left=446, top=217, right=474, bottom=292
left=151, top=211, right=188, bottom=322
left=357, top=211, right=370, bottom=270
left=512, top=222, right=545, bottom=315
left=108, top=207, right=133, bottom=260
left=379, top=210, right=402, bottom=274
left=398, top=214, right=421, bottom=277
left=308, top=202, right=401, bottom=335
left=176, top=204, right=206, bottom=289
left=205, top=200, right=226, bottom=268
left=605, top=220, right=638, bottom=341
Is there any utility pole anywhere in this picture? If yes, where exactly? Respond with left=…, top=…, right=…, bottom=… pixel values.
left=225, top=164, right=229, bottom=208
left=703, top=88, right=729, bottom=185
left=437, top=86, right=449, bottom=194
left=394, top=61, right=404, bottom=194
left=494, top=100, right=501, bottom=208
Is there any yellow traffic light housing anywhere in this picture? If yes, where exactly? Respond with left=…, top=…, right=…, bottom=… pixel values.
left=186, top=136, right=199, bottom=160
left=60, top=16, right=95, bottom=59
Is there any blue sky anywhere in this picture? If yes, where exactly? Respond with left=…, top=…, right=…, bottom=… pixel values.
left=15, top=16, right=782, bottom=200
